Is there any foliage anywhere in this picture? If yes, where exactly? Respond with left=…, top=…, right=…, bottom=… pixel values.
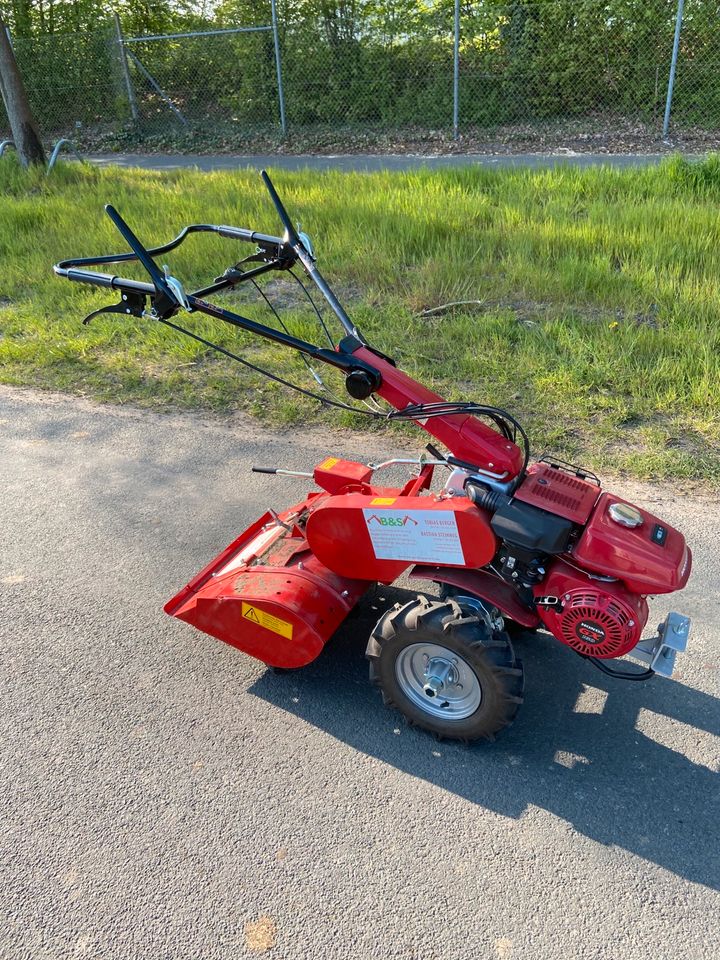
left=2, top=2, right=720, bottom=136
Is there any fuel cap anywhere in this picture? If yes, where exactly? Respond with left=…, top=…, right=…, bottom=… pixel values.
left=608, top=501, right=644, bottom=528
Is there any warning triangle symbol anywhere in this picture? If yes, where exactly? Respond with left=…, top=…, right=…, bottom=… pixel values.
left=244, top=606, right=260, bottom=624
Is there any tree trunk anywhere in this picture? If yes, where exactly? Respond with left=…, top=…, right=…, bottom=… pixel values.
left=0, top=19, right=46, bottom=168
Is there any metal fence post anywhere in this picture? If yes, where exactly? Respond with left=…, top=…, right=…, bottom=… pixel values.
left=453, top=0, right=460, bottom=139
left=270, top=0, right=287, bottom=136
left=663, top=0, right=685, bottom=140
left=113, top=12, right=138, bottom=122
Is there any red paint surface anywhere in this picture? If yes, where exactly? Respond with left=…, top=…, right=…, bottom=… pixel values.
left=513, top=463, right=600, bottom=524
left=352, top=346, right=524, bottom=479
left=572, top=493, right=692, bottom=594
left=409, top=565, right=540, bottom=628
left=306, top=493, right=498, bottom=583
left=165, top=493, right=368, bottom=668
left=313, top=457, right=374, bottom=495
left=534, top=559, right=649, bottom=658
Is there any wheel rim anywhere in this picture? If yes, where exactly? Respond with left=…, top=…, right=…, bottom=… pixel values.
left=394, top=642, right=482, bottom=721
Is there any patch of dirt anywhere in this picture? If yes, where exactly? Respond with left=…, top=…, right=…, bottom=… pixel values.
left=75, top=114, right=719, bottom=157
left=243, top=915, right=277, bottom=953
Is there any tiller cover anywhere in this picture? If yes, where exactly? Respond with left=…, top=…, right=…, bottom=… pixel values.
left=164, top=492, right=368, bottom=669
left=164, top=456, right=501, bottom=668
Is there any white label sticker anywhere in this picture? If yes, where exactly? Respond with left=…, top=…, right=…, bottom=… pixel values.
left=362, top=509, right=465, bottom=565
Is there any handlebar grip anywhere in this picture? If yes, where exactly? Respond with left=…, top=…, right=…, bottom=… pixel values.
left=65, top=269, right=116, bottom=288
left=446, top=454, right=483, bottom=473
left=216, top=225, right=256, bottom=241
left=251, top=466, right=278, bottom=474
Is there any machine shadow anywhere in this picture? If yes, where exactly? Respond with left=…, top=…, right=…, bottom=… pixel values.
left=249, top=586, right=720, bottom=891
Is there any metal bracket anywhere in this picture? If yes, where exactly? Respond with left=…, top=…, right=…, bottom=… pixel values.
left=535, top=595, right=563, bottom=611
left=632, top=611, right=690, bottom=678
left=297, top=225, right=315, bottom=259
left=83, top=290, right=146, bottom=325
left=162, top=265, right=191, bottom=311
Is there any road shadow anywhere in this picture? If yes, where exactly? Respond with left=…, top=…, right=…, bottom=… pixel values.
left=249, top=586, right=720, bottom=891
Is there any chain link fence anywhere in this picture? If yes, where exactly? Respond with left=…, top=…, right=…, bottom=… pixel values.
left=3, top=1, right=720, bottom=154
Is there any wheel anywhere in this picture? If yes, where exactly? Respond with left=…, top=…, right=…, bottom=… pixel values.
left=366, top=596, right=524, bottom=742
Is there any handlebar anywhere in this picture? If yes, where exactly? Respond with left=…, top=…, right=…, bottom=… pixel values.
left=54, top=221, right=287, bottom=280
left=52, top=170, right=370, bottom=373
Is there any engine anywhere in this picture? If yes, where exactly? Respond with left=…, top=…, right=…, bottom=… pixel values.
left=535, top=562, right=648, bottom=658
left=467, top=460, right=657, bottom=661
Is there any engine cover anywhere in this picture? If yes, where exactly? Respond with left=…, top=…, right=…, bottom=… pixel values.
left=535, top=561, right=648, bottom=659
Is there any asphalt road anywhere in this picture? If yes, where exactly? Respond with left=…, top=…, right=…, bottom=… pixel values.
left=87, top=152, right=667, bottom=174
left=1, top=386, right=718, bottom=960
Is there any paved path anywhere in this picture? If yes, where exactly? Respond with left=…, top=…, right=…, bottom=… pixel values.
left=1, top=386, right=718, bottom=960
left=87, top=152, right=668, bottom=173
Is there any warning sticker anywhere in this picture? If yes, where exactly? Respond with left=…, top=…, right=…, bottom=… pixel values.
left=318, top=457, right=339, bottom=470
left=370, top=497, right=396, bottom=506
left=242, top=602, right=293, bottom=640
left=362, top=509, right=465, bottom=565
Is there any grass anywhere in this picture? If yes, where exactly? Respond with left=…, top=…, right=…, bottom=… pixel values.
left=0, top=154, right=719, bottom=482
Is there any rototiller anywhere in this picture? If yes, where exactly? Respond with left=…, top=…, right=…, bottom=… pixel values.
left=55, top=173, right=692, bottom=741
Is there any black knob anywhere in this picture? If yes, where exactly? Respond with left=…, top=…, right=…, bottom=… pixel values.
left=345, top=370, right=376, bottom=400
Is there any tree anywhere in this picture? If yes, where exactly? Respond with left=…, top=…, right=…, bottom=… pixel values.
left=0, top=17, right=45, bottom=166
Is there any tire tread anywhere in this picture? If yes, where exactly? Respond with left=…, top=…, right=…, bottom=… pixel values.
left=366, top=595, right=524, bottom=742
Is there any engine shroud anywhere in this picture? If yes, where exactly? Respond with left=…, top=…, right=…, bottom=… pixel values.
left=535, top=561, right=648, bottom=659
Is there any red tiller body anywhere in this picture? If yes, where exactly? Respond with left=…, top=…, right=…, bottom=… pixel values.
left=351, top=345, right=525, bottom=481
left=306, top=492, right=498, bottom=583
left=163, top=463, right=503, bottom=665
left=55, top=172, right=696, bottom=737
left=164, top=452, right=693, bottom=668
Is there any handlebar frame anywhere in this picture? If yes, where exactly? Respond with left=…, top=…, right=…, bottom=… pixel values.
left=53, top=171, right=381, bottom=387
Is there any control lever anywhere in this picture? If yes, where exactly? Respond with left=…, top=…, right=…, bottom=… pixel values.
left=82, top=290, right=146, bottom=325
left=104, top=204, right=182, bottom=318
left=162, top=265, right=191, bottom=312
left=252, top=466, right=313, bottom=479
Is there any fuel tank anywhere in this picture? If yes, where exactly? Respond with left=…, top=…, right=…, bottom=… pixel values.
left=306, top=492, right=497, bottom=583
left=571, top=492, right=691, bottom=594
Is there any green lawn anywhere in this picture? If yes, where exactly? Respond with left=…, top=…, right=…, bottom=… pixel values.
left=1, top=155, right=719, bottom=481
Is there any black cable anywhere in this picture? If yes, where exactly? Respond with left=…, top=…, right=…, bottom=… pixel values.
left=250, top=278, right=321, bottom=385
left=289, top=269, right=336, bottom=348
left=387, top=401, right=531, bottom=482
left=151, top=314, right=383, bottom=419
left=251, top=277, right=359, bottom=408
left=152, top=298, right=532, bottom=467
left=581, top=655, right=655, bottom=682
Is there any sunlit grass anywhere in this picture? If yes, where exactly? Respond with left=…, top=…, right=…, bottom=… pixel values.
left=0, top=154, right=718, bottom=480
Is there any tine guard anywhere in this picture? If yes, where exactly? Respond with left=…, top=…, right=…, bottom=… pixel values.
left=164, top=493, right=370, bottom=668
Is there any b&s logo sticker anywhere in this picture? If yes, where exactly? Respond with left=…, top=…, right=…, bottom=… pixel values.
left=362, top=508, right=465, bottom=565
